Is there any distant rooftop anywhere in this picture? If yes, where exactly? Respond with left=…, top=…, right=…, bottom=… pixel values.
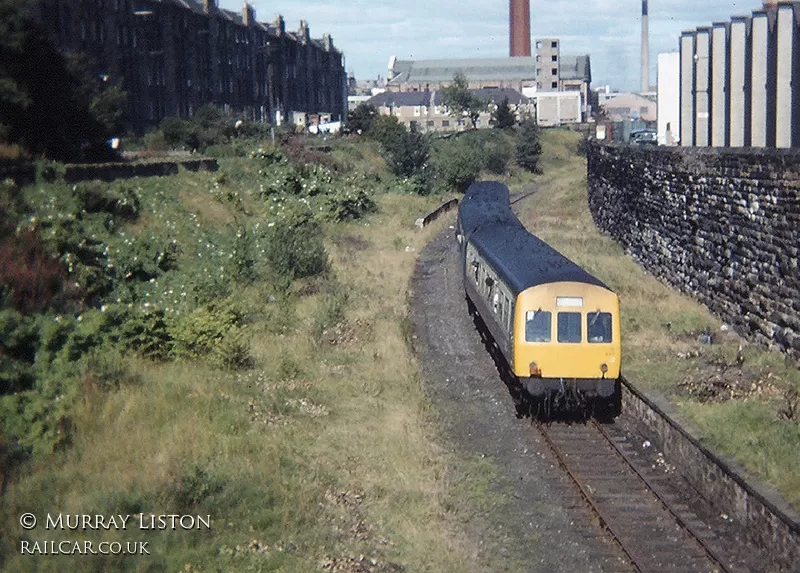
left=560, top=55, right=592, bottom=83
left=387, top=55, right=591, bottom=87
left=388, top=57, right=538, bottom=86
left=368, top=87, right=529, bottom=107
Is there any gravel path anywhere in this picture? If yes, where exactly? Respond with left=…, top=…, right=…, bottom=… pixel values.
left=409, top=220, right=633, bottom=573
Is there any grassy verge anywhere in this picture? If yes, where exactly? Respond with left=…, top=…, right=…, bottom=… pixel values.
left=511, top=129, right=800, bottom=508
left=0, top=136, right=504, bottom=572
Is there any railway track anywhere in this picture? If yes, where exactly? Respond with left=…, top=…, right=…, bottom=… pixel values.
left=412, top=192, right=799, bottom=572
left=535, top=415, right=743, bottom=573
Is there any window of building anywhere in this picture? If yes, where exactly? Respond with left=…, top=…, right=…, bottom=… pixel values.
left=551, top=81, right=558, bottom=89
left=535, top=41, right=542, bottom=48
left=426, top=120, right=435, bottom=127
left=587, top=312, right=613, bottom=343
left=442, top=119, right=450, bottom=127
left=525, top=311, right=551, bottom=342
left=557, top=312, right=582, bottom=343
left=536, top=55, right=541, bottom=62
left=457, top=119, right=464, bottom=126
left=551, top=40, right=558, bottom=48
left=551, top=55, right=557, bottom=62
left=551, top=68, right=557, bottom=75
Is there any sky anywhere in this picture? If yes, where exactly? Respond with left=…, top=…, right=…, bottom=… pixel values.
left=218, top=1, right=759, bottom=92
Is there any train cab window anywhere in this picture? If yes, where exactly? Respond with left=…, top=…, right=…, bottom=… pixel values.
left=587, top=312, right=613, bottom=343
left=557, top=312, right=582, bottom=343
left=525, top=311, right=551, bottom=342
left=471, top=260, right=479, bottom=283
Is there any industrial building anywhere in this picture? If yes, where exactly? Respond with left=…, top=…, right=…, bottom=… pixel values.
left=34, top=0, right=346, bottom=133
left=383, top=0, right=591, bottom=125
left=679, top=0, right=800, bottom=148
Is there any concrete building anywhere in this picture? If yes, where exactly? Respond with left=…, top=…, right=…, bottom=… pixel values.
left=367, top=88, right=533, bottom=133
left=679, top=0, right=800, bottom=148
left=657, top=52, right=680, bottom=145
left=535, top=38, right=560, bottom=91
left=601, top=93, right=657, bottom=122
left=527, top=91, right=582, bottom=126
left=34, top=0, right=346, bottom=133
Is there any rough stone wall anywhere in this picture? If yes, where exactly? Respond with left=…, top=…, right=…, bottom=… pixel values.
left=586, top=142, right=800, bottom=359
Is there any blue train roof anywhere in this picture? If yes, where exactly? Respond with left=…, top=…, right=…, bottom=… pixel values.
left=458, top=181, right=611, bottom=295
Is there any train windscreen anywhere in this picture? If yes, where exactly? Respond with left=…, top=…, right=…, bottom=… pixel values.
left=587, top=312, right=613, bottom=343
left=525, top=311, right=551, bottom=342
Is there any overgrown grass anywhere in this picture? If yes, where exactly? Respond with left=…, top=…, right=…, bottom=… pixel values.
left=0, top=135, right=505, bottom=572
left=513, top=129, right=800, bottom=508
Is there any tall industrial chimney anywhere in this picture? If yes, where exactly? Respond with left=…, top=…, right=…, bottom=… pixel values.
left=641, top=0, right=649, bottom=92
left=510, top=0, right=531, bottom=57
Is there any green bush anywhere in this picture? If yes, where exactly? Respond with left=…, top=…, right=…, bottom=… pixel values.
left=323, top=187, right=376, bottom=222
left=72, top=182, right=140, bottom=220
left=516, top=119, right=543, bottom=173
left=170, top=299, right=251, bottom=369
left=264, top=205, right=328, bottom=280
left=431, top=138, right=482, bottom=193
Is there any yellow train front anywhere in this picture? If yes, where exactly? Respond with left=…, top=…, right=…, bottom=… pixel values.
left=457, top=181, right=622, bottom=417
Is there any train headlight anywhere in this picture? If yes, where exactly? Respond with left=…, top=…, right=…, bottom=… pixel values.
left=529, top=361, right=542, bottom=377
left=600, top=363, right=609, bottom=374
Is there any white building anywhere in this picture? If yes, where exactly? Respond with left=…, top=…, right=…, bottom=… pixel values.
left=657, top=52, right=680, bottom=145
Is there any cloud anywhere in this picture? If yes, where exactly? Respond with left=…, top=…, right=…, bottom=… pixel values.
left=220, top=1, right=749, bottom=91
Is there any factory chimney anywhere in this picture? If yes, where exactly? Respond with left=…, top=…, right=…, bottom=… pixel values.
left=510, top=0, right=531, bottom=57
left=641, top=0, right=649, bottom=93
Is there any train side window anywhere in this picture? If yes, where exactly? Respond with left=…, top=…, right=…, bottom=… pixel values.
left=525, top=311, right=551, bottom=342
left=587, top=312, right=613, bottom=343
left=557, top=312, right=582, bottom=343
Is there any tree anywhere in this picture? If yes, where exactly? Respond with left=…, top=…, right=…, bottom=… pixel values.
left=0, top=0, right=115, bottom=161
left=381, top=123, right=429, bottom=178
left=490, top=97, right=517, bottom=129
left=368, top=115, right=406, bottom=148
left=515, top=119, right=542, bottom=173
left=440, top=72, right=488, bottom=130
left=346, top=102, right=378, bottom=134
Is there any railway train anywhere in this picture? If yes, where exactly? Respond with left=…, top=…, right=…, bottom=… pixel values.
left=456, top=181, right=622, bottom=417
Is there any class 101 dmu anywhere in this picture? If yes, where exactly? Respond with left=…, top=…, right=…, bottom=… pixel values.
left=456, top=181, right=622, bottom=418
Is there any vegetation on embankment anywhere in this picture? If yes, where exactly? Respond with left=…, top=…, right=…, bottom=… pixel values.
left=512, top=130, right=800, bottom=508
left=0, top=124, right=538, bottom=572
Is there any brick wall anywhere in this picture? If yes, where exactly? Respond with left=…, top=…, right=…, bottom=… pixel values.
left=586, top=142, right=800, bottom=359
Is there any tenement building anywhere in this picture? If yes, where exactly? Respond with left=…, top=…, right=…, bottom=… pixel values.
left=34, top=0, right=346, bottom=133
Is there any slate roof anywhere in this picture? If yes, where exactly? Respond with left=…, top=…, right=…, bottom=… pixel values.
left=559, top=55, right=591, bottom=83
left=388, top=57, right=538, bottom=86
left=458, top=181, right=610, bottom=295
left=367, top=87, right=529, bottom=108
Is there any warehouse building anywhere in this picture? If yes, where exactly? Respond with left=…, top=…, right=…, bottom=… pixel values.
left=385, top=45, right=591, bottom=123
left=34, top=0, right=346, bottom=133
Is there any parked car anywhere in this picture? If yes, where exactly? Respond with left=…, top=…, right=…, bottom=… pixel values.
left=630, top=129, right=658, bottom=146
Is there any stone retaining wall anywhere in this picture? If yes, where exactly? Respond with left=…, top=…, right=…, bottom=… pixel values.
left=1, top=158, right=218, bottom=187
left=621, top=379, right=800, bottom=572
left=586, top=142, right=800, bottom=360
